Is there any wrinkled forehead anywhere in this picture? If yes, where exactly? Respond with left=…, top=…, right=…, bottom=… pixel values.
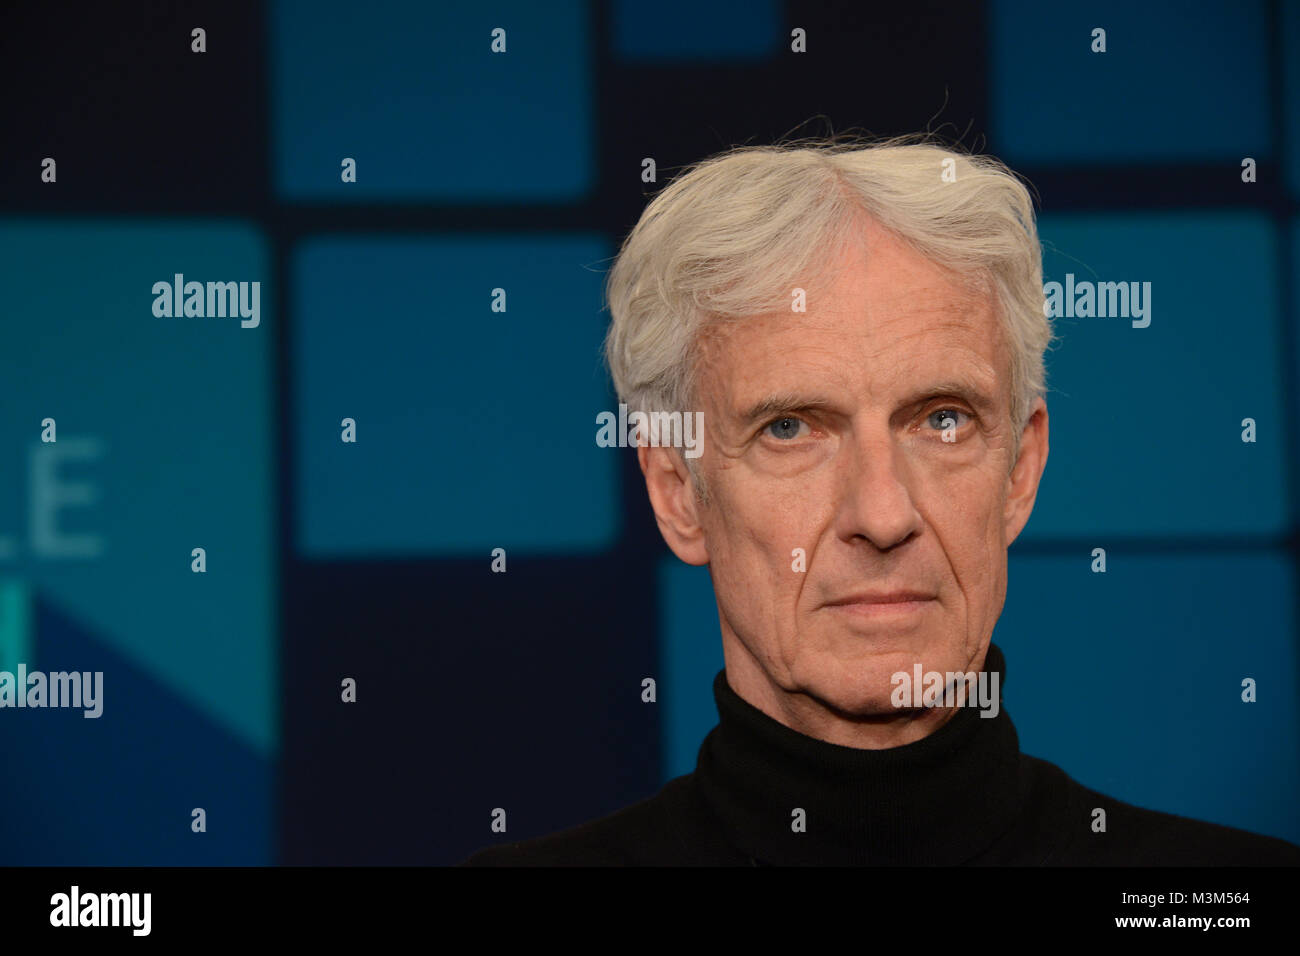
left=689, top=271, right=1009, bottom=421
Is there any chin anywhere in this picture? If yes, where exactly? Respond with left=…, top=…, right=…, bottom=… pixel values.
left=801, top=656, right=921, bottom=717
left=804, top=635, right=967, bottom=712
left=822, top=687, right=907, bottom=719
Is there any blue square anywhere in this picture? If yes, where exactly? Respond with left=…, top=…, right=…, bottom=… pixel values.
left=292, top=234, right=620, bottom=556
left=997, top=551, right=1299, bottom=844
left=271, top=0, right=593, bottom=201
left=991, top=0, right=1270, bottom=163
left=1024, top=211, right=1286, bottom=539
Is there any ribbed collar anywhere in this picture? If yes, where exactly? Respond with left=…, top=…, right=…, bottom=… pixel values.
left=694, top=643, right=1023, bottom=865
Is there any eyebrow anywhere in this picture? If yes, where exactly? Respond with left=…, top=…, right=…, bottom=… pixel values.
left=897, top=379, right=1001, bottom=414
left=735, top=378, right=1002, bottom=427
left=735, top=393, right=837, bottom=427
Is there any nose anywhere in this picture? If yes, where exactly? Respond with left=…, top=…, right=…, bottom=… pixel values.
left=832, top=427, right=923, bottom=551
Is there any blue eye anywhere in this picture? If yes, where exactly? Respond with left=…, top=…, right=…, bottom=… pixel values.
left=928, top=408, right=969, bottom=431
left=766, top=417, right=806, bottom=440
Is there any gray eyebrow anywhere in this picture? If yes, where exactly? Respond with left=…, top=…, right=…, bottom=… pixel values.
left=736, top=393, right=837, bottom=426
left=736, top=377, right=1000, bottom=427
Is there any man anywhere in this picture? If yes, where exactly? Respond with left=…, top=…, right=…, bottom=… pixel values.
left=463, top=135, right=1300, bottom=866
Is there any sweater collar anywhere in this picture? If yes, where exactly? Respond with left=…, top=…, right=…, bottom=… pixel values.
left=694, top=643, right=1023, bottom=865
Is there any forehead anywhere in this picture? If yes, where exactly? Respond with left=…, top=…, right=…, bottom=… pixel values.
left=697, top=226, right=1008, bottom=410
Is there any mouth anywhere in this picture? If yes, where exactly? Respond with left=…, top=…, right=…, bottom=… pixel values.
left=823, top=591, right=937, bottom=619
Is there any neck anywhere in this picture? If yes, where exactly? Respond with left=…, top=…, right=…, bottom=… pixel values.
left=696, top=642, right=1019, bottom=865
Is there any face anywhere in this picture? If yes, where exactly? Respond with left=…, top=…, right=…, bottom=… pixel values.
left=640, top=217, right=1049, bottom=747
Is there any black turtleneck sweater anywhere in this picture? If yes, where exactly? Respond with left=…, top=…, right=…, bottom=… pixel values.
left=461, top=645, right=1300, bottom=866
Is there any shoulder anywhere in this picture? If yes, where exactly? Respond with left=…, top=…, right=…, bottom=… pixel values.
left=458, top=774, right=735, bottom=866
left=1024, top=755, right=1300, bottom=866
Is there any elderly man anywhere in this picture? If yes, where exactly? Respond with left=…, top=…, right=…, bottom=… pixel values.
left=463, top=136, right=1300, bottom=866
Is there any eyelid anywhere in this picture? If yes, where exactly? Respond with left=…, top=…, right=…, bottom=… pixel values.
left=925, top=398, right=973, bottom=416
left=931, top=405, right=971, bottom=420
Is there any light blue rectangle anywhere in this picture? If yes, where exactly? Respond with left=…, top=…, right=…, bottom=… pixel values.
left=0, top=220, right=276, bottom=756
left=292, top=234, right=619, bottom=556
left=1023, top=211, right=1285, bottom=539
left=991, top=0, right=1270, bottom=163
left=271, top=0, right=593, bottom=201
left=0, top=580, right=30, bottom=674
left=996, top=551, right=1299, bottom=844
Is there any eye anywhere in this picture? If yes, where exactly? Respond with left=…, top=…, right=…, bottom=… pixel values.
left=926, top=408, right=970, bottom=432
left=764, top=416, right=809, bottom=441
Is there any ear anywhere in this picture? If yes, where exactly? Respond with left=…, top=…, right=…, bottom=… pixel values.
left=638, top=443, right=709, bottom=565
left=1004, top=397, right=1049, bottom=547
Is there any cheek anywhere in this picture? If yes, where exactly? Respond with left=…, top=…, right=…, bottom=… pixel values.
left=708, top=476, right=819, bottom=588
left=920, top=468, right=1006, bottom=595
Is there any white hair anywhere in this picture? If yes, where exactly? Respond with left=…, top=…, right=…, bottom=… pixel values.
left=603, top=133, right=1054, bottom=492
